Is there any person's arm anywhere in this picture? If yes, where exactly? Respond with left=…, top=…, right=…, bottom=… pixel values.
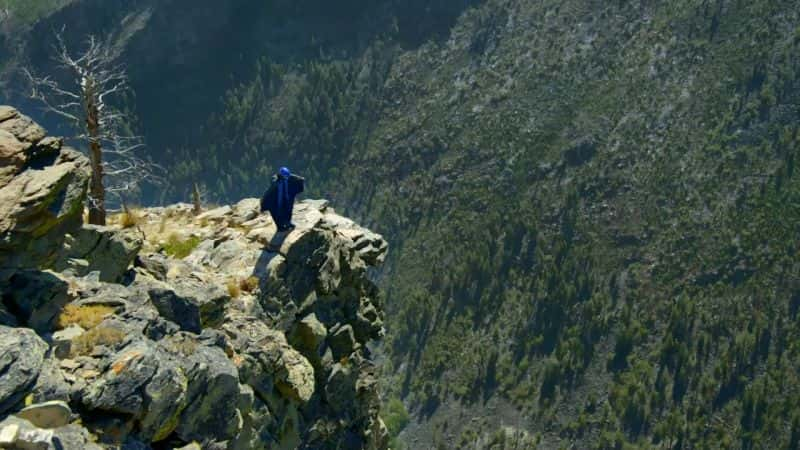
left=260, top=176, right=279, bottom=212
left=291, top=174, right=305, bottom=195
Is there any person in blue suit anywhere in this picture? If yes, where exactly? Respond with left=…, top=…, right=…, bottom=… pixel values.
left=260, top=167, right=305, bottom=231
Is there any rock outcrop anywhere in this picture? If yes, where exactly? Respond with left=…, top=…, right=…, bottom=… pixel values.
left=0, top=108, right=389, bottom=449
left=0, top=106, right=90, bottom=274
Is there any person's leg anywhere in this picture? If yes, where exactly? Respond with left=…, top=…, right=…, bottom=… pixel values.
left=269, top=210, right=283, bottom=229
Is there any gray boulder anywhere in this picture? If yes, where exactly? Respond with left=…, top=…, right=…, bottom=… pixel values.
left=15, top=401, right=72, bottom=429
left=324, top=362, right=358, bottom=416
left=289, top=313, right=327, bottom=357
left=148, top=282, right=229, bottom=333
left=0, top=416, right=102, bottom=450
left=0, top=106, right=90, bottom=271
left=134, top=253, right=169, bottom=281
left=329, top=324, right=358, bottom=360
left=169, top=339, right=247, bottom=443
left=0, top=270, right=70, bottom=332
left=81, top=341, right=161, bottom=417
left=223, top=315, right=315, bottom=404
left=0, top=326, right=48, bottom=414
left=55, top=225, right=143, bottom=283
left=79, top=339, right=189, bottom=443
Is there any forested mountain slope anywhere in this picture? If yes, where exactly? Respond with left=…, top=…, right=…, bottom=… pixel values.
left=3, top=1, right=800, bottom=448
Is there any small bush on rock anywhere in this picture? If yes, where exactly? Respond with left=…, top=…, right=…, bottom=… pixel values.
left=70, top=326, right=126, bottom=357
left=162, top=234, right=201, bottom=259
left=227, top=279, right=242, bottom=298
left=56, top=304, right=116, bottom=330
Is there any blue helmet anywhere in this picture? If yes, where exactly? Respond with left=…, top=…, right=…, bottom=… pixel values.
left=279, top=167, right=291, bottom=178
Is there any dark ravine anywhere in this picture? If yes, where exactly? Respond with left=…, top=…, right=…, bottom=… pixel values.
left=0, top=106, right=390, bottom=449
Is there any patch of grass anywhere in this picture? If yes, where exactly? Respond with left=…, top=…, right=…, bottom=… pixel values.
left=70, top=326, right=126, bottom=357
left=162, top=233, right=201, bottom=259
left=226, top=279, right=242, bottom=298
left=56, top=304, right=115, bottom=330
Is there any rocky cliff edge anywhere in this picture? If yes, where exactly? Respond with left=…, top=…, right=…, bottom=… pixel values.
left=0, top=106, right=389, bottom=450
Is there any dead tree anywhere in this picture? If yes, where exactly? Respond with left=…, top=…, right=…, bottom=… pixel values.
left=192, top=182, right=203, bottom=216
left=24, top=31, right=158, bottom=225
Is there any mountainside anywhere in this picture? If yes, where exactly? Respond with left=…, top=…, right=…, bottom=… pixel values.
left=3, top=1, right=800, bottom=449
left=0, top=106, right=390, bottom=449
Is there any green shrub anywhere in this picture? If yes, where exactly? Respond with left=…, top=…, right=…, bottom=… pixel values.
left=162, top=234, right=201, bottom=259
left=383, top=397, right=410, bottom=437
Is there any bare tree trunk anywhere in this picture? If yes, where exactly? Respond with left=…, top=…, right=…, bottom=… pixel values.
left=85, top=77, right=106, bottom=225
left=26, top=32, right=160, bottom=217
left=193, top=183, right=202, bottom=216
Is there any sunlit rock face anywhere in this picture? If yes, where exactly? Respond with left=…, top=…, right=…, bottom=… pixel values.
left=0, top=107, right=389, bottom=450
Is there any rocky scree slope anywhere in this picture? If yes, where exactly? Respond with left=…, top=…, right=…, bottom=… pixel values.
left=0, top=106, right=390, bottom=449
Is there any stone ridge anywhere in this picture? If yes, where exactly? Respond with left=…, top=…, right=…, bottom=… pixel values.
left=0, top=107, right=390, bottom=449
left=0, top=105, right=90, bottom=274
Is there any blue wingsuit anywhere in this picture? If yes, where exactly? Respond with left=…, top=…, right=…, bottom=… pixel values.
left=260, top=170, right=305, bottom=230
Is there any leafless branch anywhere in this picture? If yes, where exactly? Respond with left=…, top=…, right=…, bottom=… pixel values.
left=24, top=29, right=161, bottom=221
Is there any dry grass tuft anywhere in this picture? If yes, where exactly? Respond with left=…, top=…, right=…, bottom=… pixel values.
left=56, top=304, right=116, bottom=330
left=226, top=279, right=242, bottom=298
left=70, top=326, right=126, bottom=357
left=118, top=208, right=143, bottom=229
left=239, top=276, right=260, bottom=293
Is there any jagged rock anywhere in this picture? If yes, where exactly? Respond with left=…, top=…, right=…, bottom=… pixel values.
left=329, top=324, right=358, bottom=359
left=223, top=315, right=315, bottom=404
left=134, top=253, right=169, bottom=281
left=196, top=205, right=232, bottom=222
left=0, top=416, right=102, bottom=450
left=81, top=342, right=161, bottom=416
left=368, top=417, right=391, bottom=450
left=0, top=107, right=46, bottom=143
left=0, top=164, right=389, bottom=449
left=29, top=357, right=72, bottom=405
left=353, top=299, right=384, bottom=342
left=289, top=313, right=327, bottom=356
left=0, top=326, right=48, bottom=414
left=0, top=417, right=53, bottom=450
left=0, top=107, right=90, bottom=271
left=0, top=270, right=70, bottom=332
left=137, top=352, right=189, bottom=442
left=15, top=401, right=72, bottom=429
left=0, top=129, right=31, bottom=185
left=147, top=282, right=228, bottom=333
left=184, top=238, right=259, bottom=279
left=171, top=340, right=247, bottom=443
left=51, top=325, right=86, bottom=359
left=55, top=226, right=143, bottom=283
left=79, top=340, right=189, bottom=443
left=324, top=362, right=358, bottom=415
left=231, top=198, right=260, bottom=224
